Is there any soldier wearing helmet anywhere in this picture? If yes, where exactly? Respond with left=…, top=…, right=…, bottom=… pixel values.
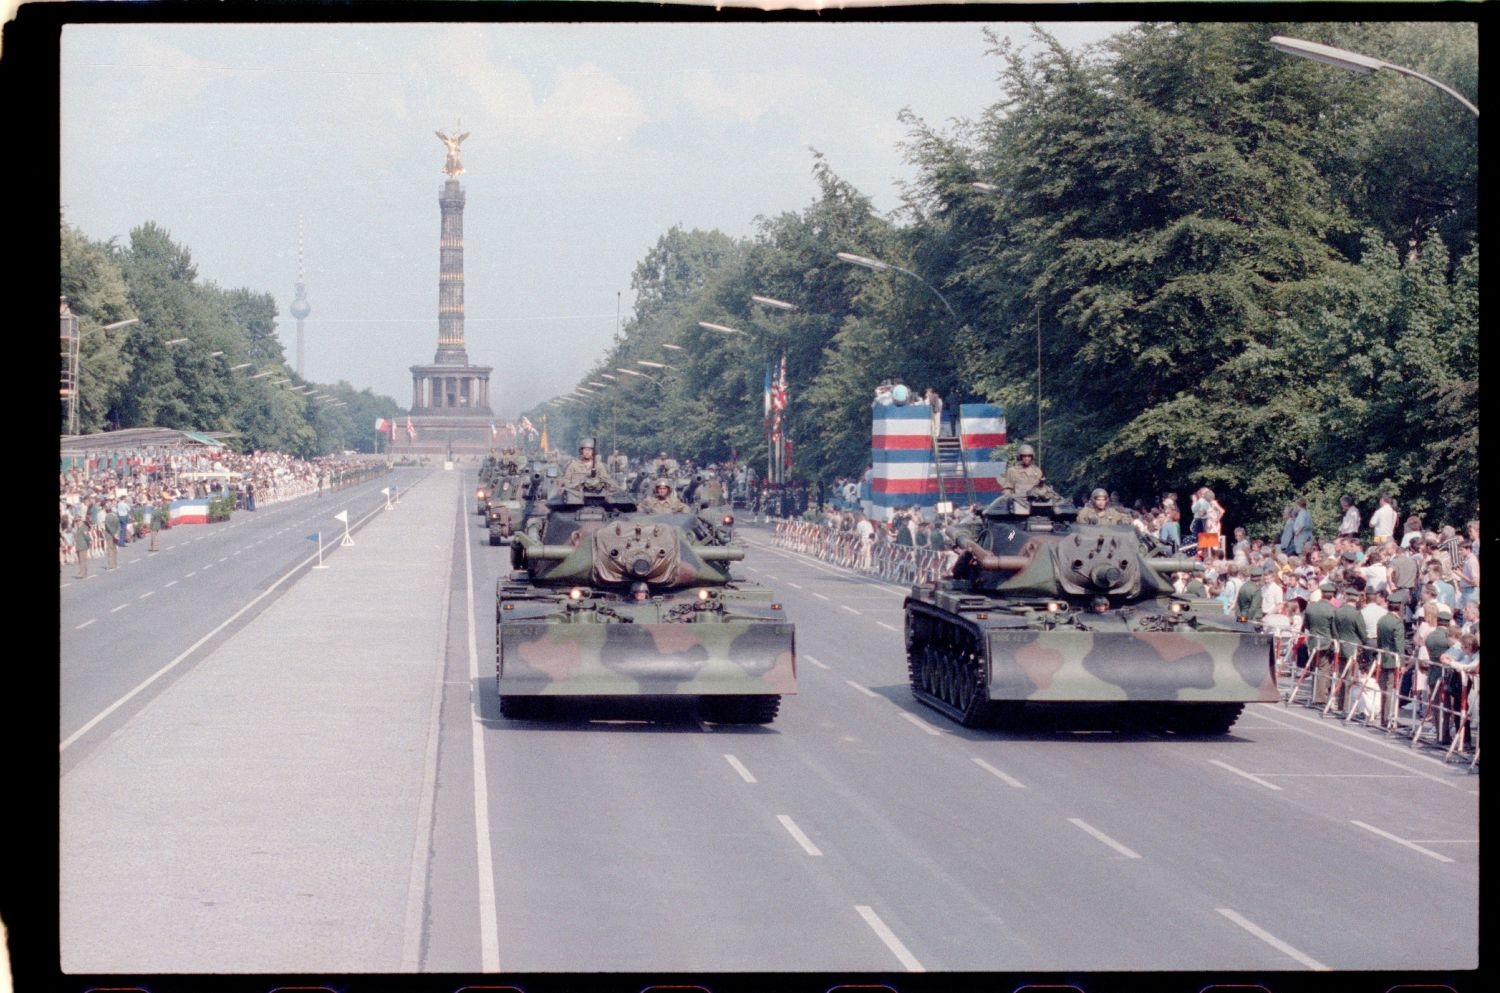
left=560, top=437, right=608, bottom=493
left=1077, top=487, right=1132, bottom=526
left=999, top=443, right=1047, bottom=497
left=639, top=478, right=689, bottom=514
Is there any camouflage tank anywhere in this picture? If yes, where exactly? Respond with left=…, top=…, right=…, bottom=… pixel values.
left=905, top=494, right=1276, bottom=734
left=497, top=483, right=796, bottom=723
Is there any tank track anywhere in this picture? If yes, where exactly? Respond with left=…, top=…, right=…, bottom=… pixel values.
left=700, top=695, right=781, bottom=725
left=905, top=607, right=1014, bottom=728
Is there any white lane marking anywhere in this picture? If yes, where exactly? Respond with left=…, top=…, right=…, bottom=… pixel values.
left=1350, top=820, right=1455, bottom=863
left=401, top=494, right=457, bottom=971
left=138, top=591, right=155, bottom=600
left=877, top=621, right=901, bottom=633
left=743, top=536, right=908, bottom=597
left=803, top=654, right=831, bottom=670
left=217, top=556, right=229, bottom=563
left=899, top=712, right=943, bottom=736
left=724, top=754, right=757, bottom=783
left=1273, top=773, right=1419, bottom=778
left=763, top=573, right=781, bottom=580
left=744, top=565, right=759, bottom=572
left=164, top=580, right=178, bottom=588
left=840, top=604, right=862, bottom=615
left=787, top=582, right=803, bottom=589
left=1253, top=706, right=1478, bottom=794
left=813, top=592, right=830, bottom=601
left=74, top=619, right=96, bottom=630
left=462, top=490, right=502, bottom=971
left=855, top=905, right=924, bottom=972
left=109, top=604, right=127, bottom=613
left=185, top=572, right=197, bottom=578
left=1068, top=818, right=1142, bottom=859
left=1208, top=759, right=1283, bottom=791
left=777, top=814, right=823, bottom=856
left=202, top=563, right=214, bottom=570
left=61, top=503, right=384, bottom=754
left=971, top=756, right=1026, bottom=788
left=125, top=559, right=139, bottom=565
left=1216, top=908, right=1330, bottom=971
left=845, top=680, right=880, bottom=698
left=1409, top=839, right=1478, bottom=844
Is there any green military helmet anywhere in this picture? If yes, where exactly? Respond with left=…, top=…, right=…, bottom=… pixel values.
left=1091, top=488, right=1108, bottom=500
left=579, top=437, right=596, bottom=451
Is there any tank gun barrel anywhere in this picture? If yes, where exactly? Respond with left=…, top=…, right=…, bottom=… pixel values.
left=513, top=534, right=573, bottom=562
left=1147, top=558, right=1204, bottom=574
left=960, top=540, right=1032, bottom=573
left=693, top=545, right=745, bottom=563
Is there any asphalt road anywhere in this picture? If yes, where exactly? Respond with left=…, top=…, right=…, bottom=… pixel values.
left=56, top=466, right=1479, bottom=987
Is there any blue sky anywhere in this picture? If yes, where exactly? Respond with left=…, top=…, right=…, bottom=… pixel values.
left=61, top=20, right=1131, bottom=415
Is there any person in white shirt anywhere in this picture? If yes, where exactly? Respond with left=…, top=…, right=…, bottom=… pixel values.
left=1369, top=492, right=1398, bottom=544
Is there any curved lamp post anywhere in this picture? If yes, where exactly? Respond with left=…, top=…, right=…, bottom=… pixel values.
left=835, top=251, right=961, bottom=323
left=1268, top=35, right=1478, bottom=116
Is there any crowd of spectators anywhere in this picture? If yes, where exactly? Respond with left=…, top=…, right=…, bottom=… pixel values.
left=60, top=445, right=382, bottom=570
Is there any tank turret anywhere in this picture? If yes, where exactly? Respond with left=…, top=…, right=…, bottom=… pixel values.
left=904, top=495, right=1276, bottom=733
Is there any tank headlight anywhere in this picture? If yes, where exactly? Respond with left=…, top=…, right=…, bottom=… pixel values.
left=1169, top=601, right=1186, bottom=616
left=568, top=587, right=586, bottom=601
left=1046, top=600, right=1064, bottom=614
left=722, top=514, right=734, bottom=526
left=502, top=602, right=514, bottom=611
left=697, top=589, right=711, bottom=602
left=476, top=489, right=486, bottom=499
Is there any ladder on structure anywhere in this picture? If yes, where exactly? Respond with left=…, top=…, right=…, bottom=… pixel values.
left=931, top=433, right=976, bottom=510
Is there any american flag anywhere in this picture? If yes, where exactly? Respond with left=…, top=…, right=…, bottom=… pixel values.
left=771, top=353, right=788, bottom=412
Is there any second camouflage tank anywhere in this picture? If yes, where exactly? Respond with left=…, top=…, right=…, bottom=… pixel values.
left=906, top=494, right=1277, bottom=734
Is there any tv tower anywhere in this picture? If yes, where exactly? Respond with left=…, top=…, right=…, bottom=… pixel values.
left=289, top=219, right=311, bottom=377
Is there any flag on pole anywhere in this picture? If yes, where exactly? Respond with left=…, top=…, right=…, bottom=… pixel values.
left=335, top=510, right=348, bottom=524
left=490, top=422, right=497, bottom=440
left=772, top=353, right=788, bottom=412
left=520, top=415, right=536, bottom=437
left=306, top=533, right=319, bottom=541
left=406, top=416, right=415, bottom=440
left=763, top=364, right=772, bottom=426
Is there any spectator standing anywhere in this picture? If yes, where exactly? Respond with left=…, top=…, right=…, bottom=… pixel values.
left=1338, top=495, right=1361, bottom=540
left=1304, top=580, right=1338, bottom=704
left=1370, top=493, right=1398, bottom=545
left=1456, top=537, right=1480, bottom=610
left=102, top=505, right=119, bottom=570
left=1158, top=508, right=1181, bottom=551
left=74, top=516, right=91, bottom=579
left=1375, top=589, right=1407, bottom=726
left=1291, top=499, right=1313, bottom=554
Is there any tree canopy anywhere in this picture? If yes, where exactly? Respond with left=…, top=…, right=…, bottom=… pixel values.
left=534, top=21, right=1477, bottom=534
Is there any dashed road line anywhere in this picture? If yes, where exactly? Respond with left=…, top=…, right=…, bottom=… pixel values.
left=855, top=906, right=924, bottom=972
left=164, top=580, right=177, bottom=588
left=724, top=754, right=757, bottom=783
left=109, top=605, right=127, bottom=614
left=202, top=564, right=214, bottom=570
left=75, top=619, right=96, bottom=630
left=845, top=680, right=880, bottom=699
left=803, top=654, right=831, bottom=670
left=787, top=582, right=803, bottom=589
left=971, top=756, right=1026, bottom=788
left=1216, top=908, right=1329, bottom=970
left=777, top=814, right=823, bottom=856
left=217, top=556, right=229, bottom=563
left=138, top=591, right=155, bottom=600
left=1068, top=817, right=1141, bottom=859
left=1208, top=759, right=1283, bottom=791
left=899, top=712, right=942, bottom=736
left=185, top=572, right=197, bottom=578
left=840, top=604, right=862, bottom=615
left=876, top=621, right=901, bottom=633
left=813, top=591, right=830, bottom=600
left=1350, top=820, right=1455, bottom=863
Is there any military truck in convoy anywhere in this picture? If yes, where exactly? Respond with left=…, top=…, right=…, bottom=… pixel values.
left=497, top=480, right=796, bottom=723
left=905, top=493, right=1277, bottom=734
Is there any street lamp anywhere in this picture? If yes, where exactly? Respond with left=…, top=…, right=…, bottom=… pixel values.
left=62, top=314, right=138, bottom=436
left=229, top=362, right=253, bottom=371
left=971, top=181, right=1002, bottom=193
left=163, top=337, right=190, bottom=347
left=1268, top=35, right=1478, bottom=116
left=750, top=295, right=798, bottom=312
left=249, top=370, right=275, bottom=380
left=661, top=343, right=685, bottom=352
left=636, top=360, right=675, bottom=370
left=836, top=250, right=960, bottom=322
left=698, top=321, right=747, bottom=336
left=616, top=367, right=659, bottom=384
